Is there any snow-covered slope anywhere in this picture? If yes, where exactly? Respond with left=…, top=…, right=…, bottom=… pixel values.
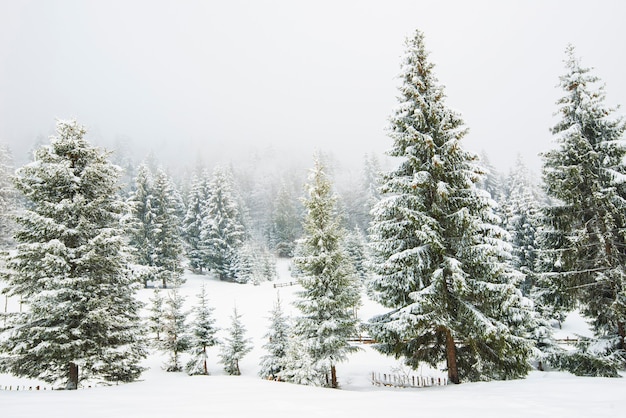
left=1, top=259, right=624, bottom=417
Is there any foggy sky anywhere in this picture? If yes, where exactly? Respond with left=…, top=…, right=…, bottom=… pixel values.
left=2, top=0, right=626, bottom=174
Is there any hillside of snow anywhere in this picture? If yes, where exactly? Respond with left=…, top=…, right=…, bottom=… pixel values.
left=1, top=259, right=624, bottom=417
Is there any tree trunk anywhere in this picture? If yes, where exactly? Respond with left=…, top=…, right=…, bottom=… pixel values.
left=445, top=328, right=459, bottom=384
left=203, top=347, right=208, bottom=375
left=67, top=362, right=79, bottom=390
left=330, top=364, right=338, bottom=389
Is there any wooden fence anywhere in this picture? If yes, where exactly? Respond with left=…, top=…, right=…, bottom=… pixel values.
left=273, top=281, right=298, bottom=288
left=1, top=385, right=52, bottom=391
left=371, top=372, right=447, bottom=388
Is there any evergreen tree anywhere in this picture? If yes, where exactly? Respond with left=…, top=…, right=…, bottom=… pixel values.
left=539, top=45, right=626, bottom=376
left=278, top=334, right=322, bottom=386
left=186, top=285, right=219, bottom=375
left=233, top=239, right=277, bottom=284
left=219, top=306, right=253, bottom=375
left=147, top=288, right=165, bottom=342
left=182, top=171, right=210, bottom=273
left=161, top=288, right=189, bottom=372
left=270, top=182, right=302, bottom=257
left=344, top=227, right=370, bottom=281
left=232, top=241, right=259, bottom=284
left=127, top=164, right=159, bottom=287
left=0, top=144, right=16, bottom=249
left=503, top=156, right=543, bottom=296
left=259, top=294, right=291, bottom=380
left=152, top=169, right=185, bottom=287
left=368, top=30, right=533, bottom=384
left=477, top=151, right=504, bottom=202
left=340, top=153, right=381, bottom=233
left=293, top=156, right=361, bottom=389
left=500, top=157, right=560, bottom=370
left=201, top=166, right=245, bottom=280
left=0, top=120, right=146, bottom=385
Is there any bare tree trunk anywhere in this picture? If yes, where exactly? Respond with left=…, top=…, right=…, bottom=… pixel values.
left=203, top=347, right=208, bottom=375
left=330, top=364, right=338, bottom=389
left=67, top=362, right=79, bottom=390
left=618, top=321, right=625, bottom=351
left=445, top=328, right=459, bottom=384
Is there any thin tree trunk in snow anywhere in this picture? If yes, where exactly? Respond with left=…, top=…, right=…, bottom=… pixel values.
left=445, top=328, right=459, bottom=384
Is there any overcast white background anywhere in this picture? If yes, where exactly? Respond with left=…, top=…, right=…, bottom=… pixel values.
left=1, top=0, right=626, bottom=173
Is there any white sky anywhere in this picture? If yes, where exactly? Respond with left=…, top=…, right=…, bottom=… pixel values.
left=1, top=0, right=626, bottom=173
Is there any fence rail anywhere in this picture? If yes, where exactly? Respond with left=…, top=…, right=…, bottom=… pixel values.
left=273, top=281, right=298, bottom=288
left=1, top=385, right=52, bottom=391
left=371, top=372, right=447, bottom=388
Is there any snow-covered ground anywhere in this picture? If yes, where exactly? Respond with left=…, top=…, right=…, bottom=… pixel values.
left=1, top=259, right=624, bottom=417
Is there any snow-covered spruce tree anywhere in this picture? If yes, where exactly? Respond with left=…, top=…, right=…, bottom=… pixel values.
left=161, top=288, right=189, bottom=372
left=147, top=288, right=165, bottom=343
left=201, top=166, right=245, bottom=281
left=182, top=171, right=210, bottom=273
left=127, top=164, right=159, bottom=287
left=233, top=239, right=277, bottom=284
left=270, top=182, right=302, bottom=257
left=502, top=156, right=543, bottom=296
left=232, top=240, right=259, bottom=284
left=539, top=45, right=626, bottom=376
left=186, top=284, right=219, bottom=375
left=368, top=30, right=533, bottom=384
left=219, top=306, right=253, bottom=375
left=340, top=153, right=382, bottom=234
left=278, top=334, right=322, bottom=386
left=0, top=144, right=16, bottom=249
left=344, top=227, right=370, bottom=281
left=477, top=151, right=505, bottom=202
left=500, top=156, right=560, bottom=371
left=293, top=156, right=361, bottom=389
left=152, top=169, right=185, bottom=288
left=259, top=294, right=291, bottom=380
left=0, top=120, right=146, bottom=385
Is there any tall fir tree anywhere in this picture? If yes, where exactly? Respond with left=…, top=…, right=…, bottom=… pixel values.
left=219, top=306, right=253, bottom=375
left=161, top=288, right=189, bottom=372
left=341, top=153, right=381, bottom=234
left=0, top=144, right=16, bottom=249
left=270, top=182, right=302, bottom=257
left=539, top=45, right=626, bottom=375
left=127, top=164, right=159, bottom=287
left=502, top=156, right=543, bottom=296
left=0, top=120, right=146, bottom=385
left=343, top=227, right=370, bottom=281
left=501, top=156, right=559, bottom=371
left=182, top=171, right=210, bottom=273
left=201, top=166, right=245, bottom=280
left=259, top=294, right=291, bottom=380
left=368, top=30, right=533, bottom=384
left=152, top=169, right=185, bottom=287
left=186, top=285, right=219, bottom=375
left=477, top=151, right=504, bottom=202
left=293, top=156, right=361, bottom=389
